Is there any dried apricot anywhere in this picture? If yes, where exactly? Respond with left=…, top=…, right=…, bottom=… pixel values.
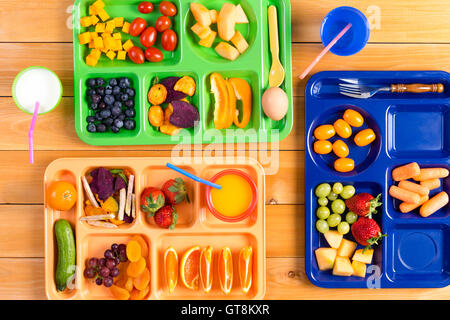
left=174, top=76, right=196, bottom=96
left=131, top=235, right=149, bottom=258
left=133, top=268, right=150, bottom=290
left=125, top=277, right=134, bottom=292
left=129, top=285, right=150, bottom=300
left=148, top=105, right=164, bottom=127
left=148, top=84, right=167, bottom=105
left=110, top=285, right=130, bottom=300
left=127, top=257, right=146, bottom=278
left=126, top=240, right=142, bottom=262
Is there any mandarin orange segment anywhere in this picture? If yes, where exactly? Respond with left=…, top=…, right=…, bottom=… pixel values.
left=239, top=246, right=253, bottom=294
left=218, top=247, right=233, bottom=295
left=131, top=235, right=149, bottom=258
left=180, top=245, right=201, bottom=290
left=126, top=240, right=142, bottom=262
left=127, top=257, right=146, bottom=278
left=129, top=285, right=150, bottom=300
left=164, top=246, right=178, bottom=293
left=110, top=285, right=130, bottom=300
left=134, top=268, right=150, bottom=291
left=199, top=246, right=213, bottom=293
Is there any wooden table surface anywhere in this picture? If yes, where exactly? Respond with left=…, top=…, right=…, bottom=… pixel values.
left=0, top=0, right=449, bottom=300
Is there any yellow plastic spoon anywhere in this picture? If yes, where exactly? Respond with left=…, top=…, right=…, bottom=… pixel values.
left=268, top=5, right=285, bottom=88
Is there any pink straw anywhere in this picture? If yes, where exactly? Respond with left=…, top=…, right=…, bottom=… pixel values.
left=299, top=23, right=352, bottom=80
left=29, top=101, right=40, bottom=164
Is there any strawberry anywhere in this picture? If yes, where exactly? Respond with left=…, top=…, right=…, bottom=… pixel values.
left=154, top=205, right=177, bottom=229
left=351, top=217, right=386, bottom=249
left=162, top=178, right=190, bottom=205
left=345, top=193, right=382, bottom=218
left=140, top=187, right=165, bottom=215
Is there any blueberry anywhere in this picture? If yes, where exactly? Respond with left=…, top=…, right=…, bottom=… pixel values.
left=112, top=86, right=121, bottom=95
left=87, top=123, right=97, bottom=133
left=96, top=78, right=105, bottom=87
left=125, top=100, right=134, bottom=108
left=91, top=94, right=101, bottom=104
left=100, top=109, right=111, bottom=119
left=103, top=117, right=114, bottom=127
left=105, top=88, right=113, bottom=95
left=125, top=108, right=136, bottom=118
left=87, top=78, right=97, bottom=88
left=87, top=89, right=96, bottom=96
left=119, top=77, right=130, bottom=89
left=124, top=119, right=136, bottom=130
left=98, top=102, right=107, bottom=110
left=120, top=94, right=129, bottom=102
left=114, top=119, right=124, bottom=129
left=95, top=112, right=103, bottom=121
left=113, top=101, right=123, bottom=109
left=96, top=123, right=107, bottom=133
left=111, top=126, right=120, bottom=134
left=104, top=95, right=115, bottom=105
left=96, top=87, right=105, bottom=96
left=109, top=78, right=118, bottom=87
left=116, top=114, right=126, bottom=121
left=86, top=116, right=96, bottom=123
left=90, top=102, right=99, bottom=110
left=111, top=106, right=122, bottom=117
left=126, top=88, right=135, bottom=97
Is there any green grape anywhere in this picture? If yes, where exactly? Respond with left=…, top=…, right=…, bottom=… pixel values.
left=318, top=197, right=328, bottom=206
left=327, top=213, right=341, bottom=227
left=315, top=183, right=331, bottom=198
left=332, top=182, right=344, bottom=195
left=316, top=219, right=329, bottom=234
left=331, top=199, right=346, bottom=214
left=345, top=211, right=358, bottom=224
left=316, top=206, right=331, bottom=220
left=337, top=222, right=350, bottom=235
left=327, top=192, right=338, bottom=201
left=341, top=185, right=356, bottom=200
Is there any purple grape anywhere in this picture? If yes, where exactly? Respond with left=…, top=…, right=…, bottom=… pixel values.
left=84, top=268, right=96, bottom=279
left=87, top=258, right=99, bottom=268
left=119, top=253, right=128, bottom=262
left=106, top=258, right=116, bottom=270
left=99, top=266, right=110, bottom=278
left=110, top=267, right=120, bottom=278
left=114, top=257, right=120, bottom=265
left=118, top=244, right=126, bottom=251
left=99, top=258, right=106, bottom=267
left=111, top=243, right=119, bottom=251
left=95, top=277, right=103, bottom=286
left=103, top=277, right=113, bottom=288
left=104, top=249, right=114, bottom=259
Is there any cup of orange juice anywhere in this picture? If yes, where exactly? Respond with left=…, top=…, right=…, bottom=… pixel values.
left=206, top=169, right=258, bottom=222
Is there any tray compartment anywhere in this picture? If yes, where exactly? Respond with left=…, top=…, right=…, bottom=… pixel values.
left=154, top=232, right=261, bottom=300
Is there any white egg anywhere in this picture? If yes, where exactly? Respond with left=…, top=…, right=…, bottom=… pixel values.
left=262, top=87, right=289, bottom=121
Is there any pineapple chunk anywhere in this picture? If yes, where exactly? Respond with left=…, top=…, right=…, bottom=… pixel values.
left=337, top=239, right=357, bottom=258
left=86, top=54, right=98, bottom=67
left=122, top=22, right=131, bottom=34
left=106, top=50, right=116, bottom=61
left=97, top=8, right=110, bottom=21
left=78, top=32, right=91, bottom=45
left=113, top=17, right=124, bottom=27
left=191, top=23, right=212, bottom=39
left=314, top=247, right=337, bottom=271
left=199, top=30, right=216, bottom=48
left=94, top=37, right=104, bottom=49
left=332, top=257, right=353, bottom=277
left=235, top=4, right=249, bottom=24
left=117, top=51, right=127, bottom=60
left=323, top=230, right=343, bottom=249
left=215, top=42, right=240, bottom=61
left=351, top=260, right=367, bottom=278
left=352, top=249, right=374, bottom=264
left=95, top=23, right=106, bottom=33
left=90, top=48, right=101, bottom=60
left=210, top=10, right=218, bottom=24
left=122, top=39, right=134, bottom=52
left=231, top=31, right=249, bottom=54
left=80, top=16, right=92, bottom=27
left=90, top=15, right=100, bottom=26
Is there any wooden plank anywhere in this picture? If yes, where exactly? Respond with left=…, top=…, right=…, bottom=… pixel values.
left=1, top=1, right=450, bottom=43
left=1, top=257, right=450, bottom=300
left=2, top=43, right=450, bottom=97
left=0, top=151, right=304, bottom=205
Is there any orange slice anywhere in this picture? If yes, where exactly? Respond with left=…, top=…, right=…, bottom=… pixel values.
left=218, top=247, right=233, bottom=295
left=239, top=246, right=253, bottom=293
left=164, top=246, right=178, bottom=293
left=199, top=246, right=213, bottom=293
left=180, top=245, right=201, bottom=290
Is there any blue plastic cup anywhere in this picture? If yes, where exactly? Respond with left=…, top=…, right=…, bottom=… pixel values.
left=320, top=6, right=370, bottom=56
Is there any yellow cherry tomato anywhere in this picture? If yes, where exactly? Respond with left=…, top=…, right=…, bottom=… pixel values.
left=314, top=140, right=333, bottom=155
left=343, top=109, right=364, bottom=128
left=334, top=158, right=355, bottom=173
left=332, top=140, right=350, bottom=158
left=354, top=129, right=376, bottom=147
left=314, top=125, right=335, bottom=140
left=333, top=119, right=352, bottom=139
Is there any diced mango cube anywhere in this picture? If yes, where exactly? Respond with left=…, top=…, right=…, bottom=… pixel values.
left=114, top=39, right=122, bottom=51
left=117, top=51, right=127, bottom=60
left=78, top=32, right=91, bottom=45
left=113, top=17, right=124, bottom=27
left=106, top=50, right=116, bottom=61
left=91, top=32, right=99, bottom=39
left=351, top=260, right=367, bottom=278
left=90, top=48, right=101, bottom=60
left=101, top=32, right=112, bottom=39
left=199, top=30, right=216, bottom=48
left=106, top=20, right=116, bottom=33
left=80, top=16, right=92, bottom=27
left=92, top=0, right=105, bottom=10
left=90, top=15, right=100, bottom=26
left=122, top=39, right=134, bottom=52
left=95, top=23, right=105, bottom=33
left=89, top=5, right=98, bottom=16
left=101, top=47, right=108, bottom=53
left=122, top=22, right=131, bottom=34
left=88, top=40, right=95, bottom=49
left=86, top=54, right=98, bottom=67
left=97, top=8, right=110, bottom=22
left=104, top=37, right=115, bottom=50
left=94, top=37, right=104, bottom=49
left=113, top=33, right=121, bottom=40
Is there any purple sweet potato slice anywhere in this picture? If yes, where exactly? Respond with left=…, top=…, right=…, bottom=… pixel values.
left=160, top=77, right=181, bottom=90
left=89, top=167, right=115, bottom=201
left=165, top=89, right=187, bottom=104
left=169, top=101, right=199, bottom=128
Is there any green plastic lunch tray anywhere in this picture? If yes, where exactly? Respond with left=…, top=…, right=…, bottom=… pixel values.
left=73, top=0, right=293, bottom=146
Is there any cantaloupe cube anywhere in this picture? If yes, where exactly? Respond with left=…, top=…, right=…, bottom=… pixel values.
left=190, top=3, right=211, bottom=27
left=332, top=256, right=353, bottom=277
left=94, top=37, right=104, bottom=49
left=113, top=17, right=124, bottom=27
left=315, top=247, right=337, bottom=271
left=199, top=30, right=216, bottom=48
left=122, top=39, right=134, bottom=52
left=230, top=31, right=249, bottom=54
left=106, top=20, right=116, bottom=33
left=90, top=48, right=101, bottom=60
left=113, top=32, right=121, bottom=40
left=78, top=32, right=91, bottom=45
left=351, top=260, right=366, bottom=278
left=191, top=23, right=212, bottom=39
left=97, top=8, right=110, bottom=21
left=122, top=22, right=131, bottom=34
left=235, top=4, right=249, bottom=24
left=324, top=230, right=343, bottom=249
left=210, top=10, right=218, bottom=24
left=80, top=16, right=92, bottom=27
left=92, top=0, right=105, bottom=10
left=86, top=54, right=98, bottom=67
left=352, top=249, right=374, bottom=264
left=117, top=51, right=127, bottom=60
left=106, top=50, right=116, bottom=61
left=337, top=239, right=357, bottom=258
left=95, top=23, right=105, bottom=33
left=90, top=15, right=100, bottom=26
left=215, top=42, right=240, bottom=61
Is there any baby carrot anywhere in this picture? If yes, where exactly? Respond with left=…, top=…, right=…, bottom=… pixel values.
left=398, top=180, right=429, bottom=196
left=420, top=191, right=449, bottom=218
left=389, top=186, right=421, bottom=204
left=399, top=195, right=429, bottom=214
left=413, top=168, right=449, bottom=182
left=420, top=178, right=441, bottom=190
left=392, top=162, right=420, bottom=181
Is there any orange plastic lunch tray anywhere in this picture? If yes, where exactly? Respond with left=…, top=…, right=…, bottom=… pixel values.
left=44, top=157, right=265, bottom=300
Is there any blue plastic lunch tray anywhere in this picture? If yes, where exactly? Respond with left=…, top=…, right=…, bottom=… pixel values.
left=305, top=71, right=450, bottom=288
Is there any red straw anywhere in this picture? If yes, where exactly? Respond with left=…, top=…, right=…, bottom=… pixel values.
left=29, top=101, right=40, bottom=164
left=299, top=23, right=352, bottom=80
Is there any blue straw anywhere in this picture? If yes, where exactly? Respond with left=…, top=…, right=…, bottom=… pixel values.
left=166, top=163, right=222, bottom=190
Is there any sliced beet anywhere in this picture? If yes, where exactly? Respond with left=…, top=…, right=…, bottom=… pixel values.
left=169, top=100, right=199, bottom=128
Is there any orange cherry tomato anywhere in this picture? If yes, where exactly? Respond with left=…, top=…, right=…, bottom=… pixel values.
left=314, top=140, right=333, bottom=155
left=354, top=129, right=376, bottom=147
left=334, top=158, right=355, bottom=173
left=47, top=181, right=77, bottom=211
left=333, top=119, right=352, bottom=139
left=332, top=140, right=350, bottom=158
left=314, top=125, right=335, bottom=140
left=343, top=109, right=364, bottom=128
